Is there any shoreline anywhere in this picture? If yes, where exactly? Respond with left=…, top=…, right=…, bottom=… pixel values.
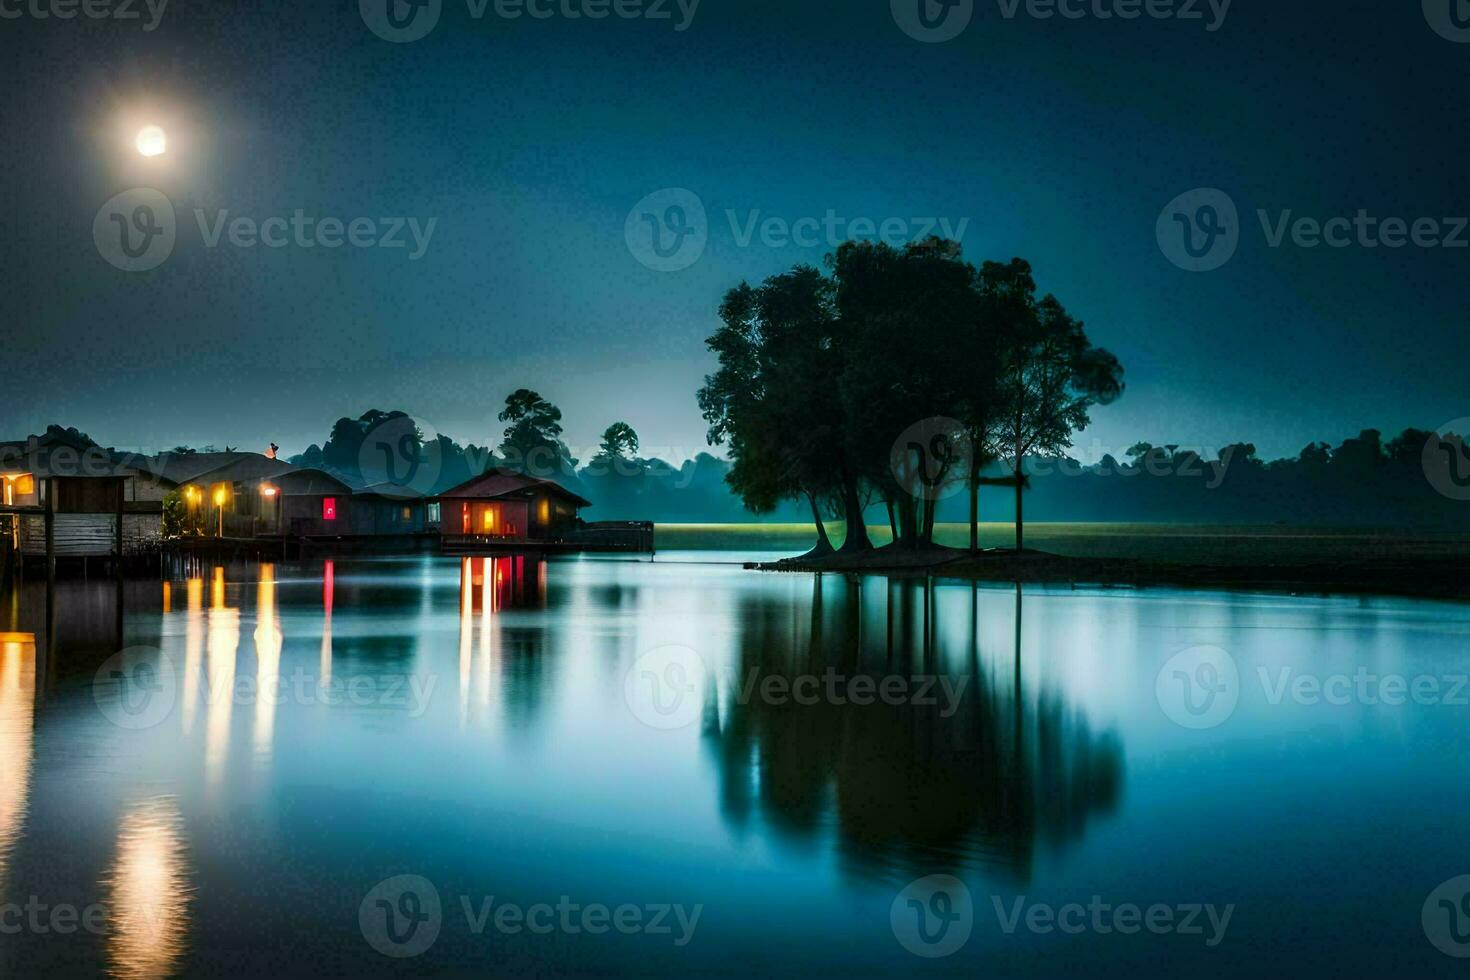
left=746, top=546, right=1470, bottom=601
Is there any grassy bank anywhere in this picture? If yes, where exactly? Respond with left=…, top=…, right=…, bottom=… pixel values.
left=655, top=522, right=1470, bottom=567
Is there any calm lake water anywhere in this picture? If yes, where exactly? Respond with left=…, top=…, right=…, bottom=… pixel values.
left=1, top=551, right=1469, bottom=977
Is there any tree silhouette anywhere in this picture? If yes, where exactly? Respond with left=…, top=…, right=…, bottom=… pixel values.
left=498, top=389, right=577, bottom=478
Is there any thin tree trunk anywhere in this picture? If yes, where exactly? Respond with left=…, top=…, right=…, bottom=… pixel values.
left=1013, top=458, right=1024, bottom=552
left=838, top=472, right=872, bottom=553
left=896, top=496, right=918, bottom=549
left=804, top=491, right=834, bottom=558
left=885, top=497, right=898, bottom=543
left=968, top=452, right=981, bottom=554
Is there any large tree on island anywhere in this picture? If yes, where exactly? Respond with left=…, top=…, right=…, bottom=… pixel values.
left=831, top=238, right=980, bottom=549
left=699, top=268, right=858, bottom=556
left=498, top=389, right=578, bottom=478
left=988, top=268, right=1124, bottom=551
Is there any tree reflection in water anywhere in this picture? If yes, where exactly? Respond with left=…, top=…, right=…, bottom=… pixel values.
left=702, top=575, right=1123, bottom=882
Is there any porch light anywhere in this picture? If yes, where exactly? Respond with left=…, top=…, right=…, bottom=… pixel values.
left=260, top=485, right=278, bottom=498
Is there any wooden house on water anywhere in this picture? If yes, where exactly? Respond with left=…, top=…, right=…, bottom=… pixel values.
left=435, top=469, right=592, bottom=551
left=0, top=431, right=175, bottom=564
left=154, top=451, right=360, bottom=541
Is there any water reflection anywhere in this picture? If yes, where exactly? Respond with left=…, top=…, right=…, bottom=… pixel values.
left=456, top=556, right=547, bottom=729
left=703, top=576, right=1123, bottom=881
left=0, top=631, right=35, bottom=892
left=205, top=568, right=238, bottom=790
left=103, top=796, right=192, bottom=980
left=252, top=565, right=282, bottom=764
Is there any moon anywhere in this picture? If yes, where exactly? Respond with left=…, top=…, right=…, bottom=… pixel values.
left=135, top=125, right=167, bottom=157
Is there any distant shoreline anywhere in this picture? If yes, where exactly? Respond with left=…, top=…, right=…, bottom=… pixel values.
left=744, top=543, right=1470, bottom=602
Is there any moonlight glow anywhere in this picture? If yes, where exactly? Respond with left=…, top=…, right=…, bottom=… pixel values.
left=135, top=125, right=167, bottom=157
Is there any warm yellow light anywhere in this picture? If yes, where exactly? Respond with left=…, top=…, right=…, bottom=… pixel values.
left=136, top=125, right=167, bottom=157
left=185, top=486, right=200, bottom=504
left=260, top=485, right=278, bottom=498
left=212, top=488, right=227, bottom=507
left=13, top=475, right=33, bottom=495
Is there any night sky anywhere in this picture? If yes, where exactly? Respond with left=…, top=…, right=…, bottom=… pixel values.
left=3, top=0, right=1467, bottom=464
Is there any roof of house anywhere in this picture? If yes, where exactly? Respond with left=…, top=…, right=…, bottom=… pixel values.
left=0, top=434, right=177, bottom=484
left=151, top=452, right=294, bottom=486
left=269, top=468, right=354, bottom=495
left=356, top=481, right=427, bottom=500
left=437, top=468, right=592, bottom=508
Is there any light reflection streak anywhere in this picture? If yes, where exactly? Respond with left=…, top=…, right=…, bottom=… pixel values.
left=104, top=796, right=192, bottom=980
left=252, top=565, right=280, bottom=763
left=0, top=632, right=35, bottom=893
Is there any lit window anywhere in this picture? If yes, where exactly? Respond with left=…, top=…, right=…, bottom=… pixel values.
left=427, top=502, right=441, bottom=523
left=323, top=497, right=337, bottom=521
left=15, top=475, right=34, bottom=496
left=401, top=506, right=412, bottom=521
left=538, top=498, right=550, bottom=523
